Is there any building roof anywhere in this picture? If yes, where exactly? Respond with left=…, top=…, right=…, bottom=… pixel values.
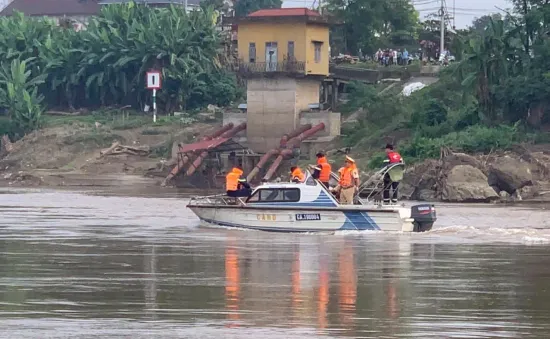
left=0, top=0, right=101, bottom=17
left=248, top=7, right=320, bottom=18
left=98, top=0, right=202, bottom=5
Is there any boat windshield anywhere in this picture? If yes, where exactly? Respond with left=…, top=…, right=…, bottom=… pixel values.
left=246, top=188, right=300, bottom=203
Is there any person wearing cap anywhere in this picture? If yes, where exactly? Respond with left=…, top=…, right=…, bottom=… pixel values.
left=316, top=151, right=332, bottom=188
left=226, top=165, right=252, bottom=198
left=332, top=156, right=360, bottom=204
left=290, top=166, right=305, bottom=183
left=383, top=144, right=404, bottom=204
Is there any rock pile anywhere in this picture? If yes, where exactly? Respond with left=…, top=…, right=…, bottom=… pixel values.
left=399, top=149, right=550, bottom=202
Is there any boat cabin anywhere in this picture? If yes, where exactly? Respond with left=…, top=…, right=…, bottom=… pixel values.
left=245, top=174, right=339, bottom=207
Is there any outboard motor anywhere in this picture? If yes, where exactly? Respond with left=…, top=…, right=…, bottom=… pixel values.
left=411, top=204, right=437, bottom=232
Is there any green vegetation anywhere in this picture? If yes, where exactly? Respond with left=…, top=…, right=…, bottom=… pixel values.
left=341, top=0, right=550, bottom=167
left=233, top=0, right=282, bottom=17
left=326, top=0, right=419, bottom=54
left=0, top=2, right=239, bottom=134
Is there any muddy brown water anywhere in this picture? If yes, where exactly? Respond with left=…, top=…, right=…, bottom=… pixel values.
left=2, top=187, right=550, bottom=338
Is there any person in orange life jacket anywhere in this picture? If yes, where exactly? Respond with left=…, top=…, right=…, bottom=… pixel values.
left=310, top=165, right=322, bottom=180
left=331, top=156, right=360, bottom=205
left=290, top=166, right=305, bottom=183
left=383, top=143, right=403, bottom=204
left=315, top=152, right=332, bottom=188
left=226, top=166, right=251, bottom=198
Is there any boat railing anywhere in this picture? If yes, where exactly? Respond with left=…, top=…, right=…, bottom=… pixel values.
left=357, top=163, right=405, bottom=203
left=189, top=194, right=246, bottom=206
left=326, top=163, right=405, bottom=205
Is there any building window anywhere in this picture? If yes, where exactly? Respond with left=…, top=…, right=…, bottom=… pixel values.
left=249, top=42, right=256, bottom=63
left=313, top=41, right=323, bottom=63
left=287, top=41, right=295, bottom=60
left=265, top=42, right=278, bottom=71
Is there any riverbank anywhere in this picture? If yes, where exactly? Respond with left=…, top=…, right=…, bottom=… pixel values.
left=0, top=112, right=220, bottom=190
left=3, top=115, right=550, bottom=203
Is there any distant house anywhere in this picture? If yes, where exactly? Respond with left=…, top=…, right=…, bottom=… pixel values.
left=0, top=0, right=100, bottom=26
left=97, top=0, right=203, bottom=12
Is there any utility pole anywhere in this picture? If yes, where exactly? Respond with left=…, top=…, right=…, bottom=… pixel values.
left=439, top=0, right=445, bottom=58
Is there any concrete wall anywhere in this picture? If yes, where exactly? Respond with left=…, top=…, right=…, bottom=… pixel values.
left=246, top=77, right=322, bottom=153
left=295, top=79, right=321, bottom=115
left=299, top=111, right=341, bottom=139
left=222, top=112, right=247, bottom=143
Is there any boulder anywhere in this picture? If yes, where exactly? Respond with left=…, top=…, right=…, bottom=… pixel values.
left=442, top=152, right=482, bottom=170
left=441, top=165, right=499, bottom=202
left=488, top=156, right=533, bottom=194
left=399, top=159, right=439, bottom=200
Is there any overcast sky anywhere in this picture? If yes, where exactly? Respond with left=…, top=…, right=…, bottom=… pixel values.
left=282, top=0, right=512, bottom=28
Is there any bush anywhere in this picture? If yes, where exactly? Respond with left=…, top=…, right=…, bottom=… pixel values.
left=0, top=4, right=240, bottom=122
left=0, top=59, right=46, bottom=132
left=399, top=124, right=521, bottom=163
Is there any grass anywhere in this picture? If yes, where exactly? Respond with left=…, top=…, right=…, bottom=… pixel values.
left=41, top=109, right=197, bottom=131
left=338, top=60, right=422, bottom=73
left=62, top=130, right=122, bottom=148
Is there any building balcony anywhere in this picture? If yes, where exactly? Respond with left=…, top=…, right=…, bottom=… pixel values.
left=236, top=60, right=306, bottom=78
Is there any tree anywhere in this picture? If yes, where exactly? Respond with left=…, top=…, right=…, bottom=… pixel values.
left=325, top=0, right=419, bottom=54
left=233, top=0, right=282, bottom=18
left=471, top=14, right=503, bottom=33
left=456, top=18, right=510, bottom=123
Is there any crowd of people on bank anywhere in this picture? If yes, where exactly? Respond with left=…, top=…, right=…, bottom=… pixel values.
left=374, top=48, right=412, bottom=66
left=225, top=144, right=404, bottom=206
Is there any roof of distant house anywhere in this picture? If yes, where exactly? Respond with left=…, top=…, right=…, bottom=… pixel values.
left=248, top=8, right=321, bottom=18
left=98, top=0, right=202, bottom=5
left=0, top=0, right=101, bottom=17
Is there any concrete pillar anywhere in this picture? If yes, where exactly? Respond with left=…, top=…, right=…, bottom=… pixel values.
left=331, top=80, right=338, bottom=110
left=323, top=82, right=329, bottom=107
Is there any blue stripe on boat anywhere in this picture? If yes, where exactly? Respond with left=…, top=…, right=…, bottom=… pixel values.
left=340, top=211, right=380, bottom=230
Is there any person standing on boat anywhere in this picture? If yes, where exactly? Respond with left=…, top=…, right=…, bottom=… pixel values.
left=316, top=152, right=332, bottom=188
left=290, top=166, right=305, bottom=183
left=226, top=166, right=251, bottom=198
left=332, top=156, right=360, bottom=204
left=383, top=144, right=404, bottom=204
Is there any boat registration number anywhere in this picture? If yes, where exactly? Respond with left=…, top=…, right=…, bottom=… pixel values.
left=257, top=214, right=276, bottom=221
left=295, top=213, right=321, bottom=221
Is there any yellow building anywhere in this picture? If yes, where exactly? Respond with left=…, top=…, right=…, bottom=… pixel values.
left=234, top=8, right=335, bottom=153
left=237, top=7, right=330, bottom=77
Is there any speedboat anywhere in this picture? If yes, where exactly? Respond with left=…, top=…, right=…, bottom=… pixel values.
left=187, top=173, right=436, bottom=233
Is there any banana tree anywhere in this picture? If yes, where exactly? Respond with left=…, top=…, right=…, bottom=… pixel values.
left=0, top=58, right=46, bottom=130
left=456, top=18, right=510, bottom=123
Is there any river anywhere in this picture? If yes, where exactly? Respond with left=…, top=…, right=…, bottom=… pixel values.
left=1, top=187, right=550, bottom=338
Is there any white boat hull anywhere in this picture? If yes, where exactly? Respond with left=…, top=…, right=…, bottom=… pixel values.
left=188, top=205, right=416, bottom=232
left=187, top=180, right=436, bottom=233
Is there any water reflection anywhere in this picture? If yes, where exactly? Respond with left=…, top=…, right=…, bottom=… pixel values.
left=338, top=241, right=357, bottom=331
left=220, top=236, right=360, bottom=333
left=143, top=245, right=158, bottom=320
left=224, top=240, right=240, bottom=326
left=317, top=255, right=329, bottom=330
left=3, top=189, right=550, bottom=338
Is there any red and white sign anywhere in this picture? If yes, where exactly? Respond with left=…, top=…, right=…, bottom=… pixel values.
left=146, top=71, right=161, bottom=89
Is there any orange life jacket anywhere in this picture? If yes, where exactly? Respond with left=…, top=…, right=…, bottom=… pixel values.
left=226, top=168, right=243, bottom=191
left=339, top=167, right=354, bottom=188
left=291, top=167, right=305, bottom=182
left=317, top=156, right=332, bottom=182
left=387, top=151, right=403, bottom=164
